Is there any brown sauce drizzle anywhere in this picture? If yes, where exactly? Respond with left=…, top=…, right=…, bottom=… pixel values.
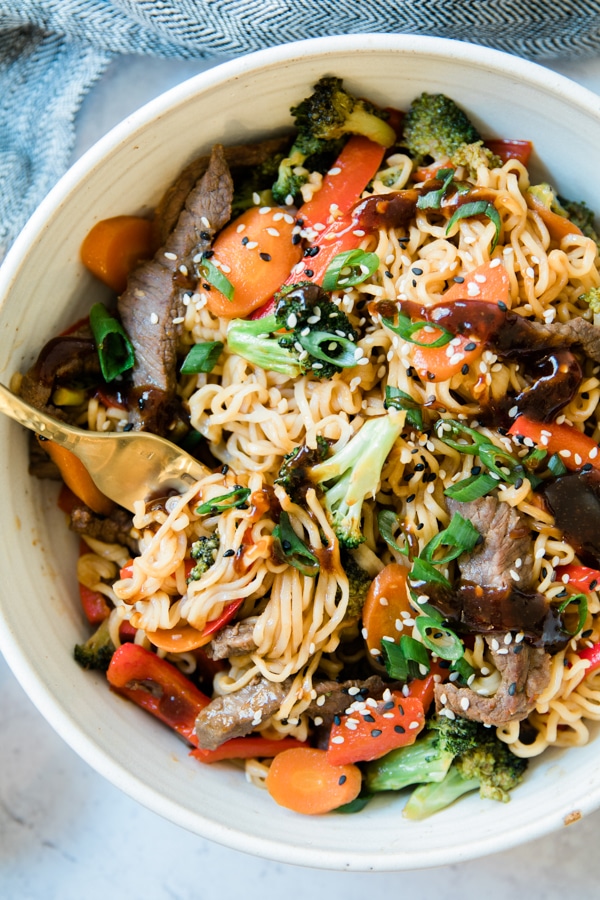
left=543, top=472, right=600, bottom=569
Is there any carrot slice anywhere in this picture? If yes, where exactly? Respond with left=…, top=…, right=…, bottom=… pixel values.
left=410, top=261, right=510, bottom=382
left=81, top=215, right=155, bottom=294
left=265, top=747, right=362, bottom=815
left=40, top=438, right=113, bottom=515
left=205, top=206, right=303, bottom=318
left=361, top=563, right=412, bottom=656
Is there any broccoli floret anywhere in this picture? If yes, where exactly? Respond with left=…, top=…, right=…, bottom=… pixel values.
left=402, top=718, right=528, bottom=819
left=340, top=548, right=373, bottom=619
left=187, top=532, right=220, bottom=582
left=528, top=183, right=569, bottom=216
left=226, top=282, right=359, bottom=379
left=403, top=93, right=494, bottom=171
left=558, top=195, right=600, bottom=248
left=581, top=286, right=600, bottom=323
left=73, top=617, right=115, bottom=671
left=272, top=76, right=395, bottom=205
left=307, top=411, right=404, bottom=548
left=275, top=436, right=330, bottom=503
left=365, top=712, right=480, bottom=793
left=230, top=156, right=284, bottom=218
left=449, top=140, right=501, bottom=177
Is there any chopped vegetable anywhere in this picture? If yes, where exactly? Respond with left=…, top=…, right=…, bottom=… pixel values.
left=192, top=736, right=308, bottom=763
left=361, top=563, right=412, bottom=657
left=555, top=564, right=600, bottom=593
left=39, top=437, right=113, bottom=516
left=180, top=341, right=224, bottom=374
left=205, top=206, right=303, bottom=318
left=508, top=416, right=600, bottom=472
left=327, top=692, right=425, bottom=765
left=147, top=599, right=244, bottom=652
left=89, top=302, right=136, bottom=382
left=266, top=747, right=362, bottom=814
left=80, top=214, right=155, bottom=294
left=107, top=643, right=210, bottom=744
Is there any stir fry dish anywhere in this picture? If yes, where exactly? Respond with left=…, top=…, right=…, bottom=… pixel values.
left=16, top=77, right=600, bottom=817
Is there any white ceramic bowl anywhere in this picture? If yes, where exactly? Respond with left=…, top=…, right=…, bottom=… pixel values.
left=1, top=34, right=600, bottom=871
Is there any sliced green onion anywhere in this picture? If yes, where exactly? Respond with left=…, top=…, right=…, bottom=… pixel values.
left=558, top=592, right=588, bottom=636
left=548, top=452, right=568, bottom=477
left=382, top=313, right=453, bottom=348
left=436, top=419, right=525, bottom=486
left=416, top=168, right=455, bottom=210
left=381, top=634, right=431, bottom=681
left=296, top=331, right=358, bottom=368
left=198, top=258, right=235, bottom=300
left=377, top=508, right=409, bottom=557
left=196, top=486, right=251, bottom=515
left=409, top=557, right=451, bottom=590
left=272, top=511, right=320, bottom=577
left=180, top=341, right=224, bottom=374
left=522, top=446, right=548, bottom=469
left=322, top=249, right=380, bottom=291
left=444, top=472, right=499, bottom=501
left=450, top=656, right=476, bottom=685
left=335, top=794, right=373, bottom=814
left=445, top=201, right=502, bottom=250
left=384, top=386, right=423, bottom=431
left=415, top=616, right=464, bottom=661
left=421, top=513, right=481, bottom=566
left=89, top=302, right=135, bottom=382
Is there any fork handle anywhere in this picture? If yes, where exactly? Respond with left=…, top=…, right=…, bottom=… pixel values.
left=0, top=383, right=80, bottom=449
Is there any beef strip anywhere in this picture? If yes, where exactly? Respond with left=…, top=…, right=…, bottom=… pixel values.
left=434, top=636, right=550, bottom=725
left=69, top=499, right=139, bottom=554
left=204, top=619, right=258, bottom=660
left=531, top=316, right=600, bottom=364
left=194, top=675, right=292, bottom=750
left=447, top=495, right=534, bottom=592
left=118, top=144, right=234, bottom=433
left=154, top=136, right=291, bottom=244
left=305, top=675, right=389, bottom=727
left=19, top=327, right=100, bottom=417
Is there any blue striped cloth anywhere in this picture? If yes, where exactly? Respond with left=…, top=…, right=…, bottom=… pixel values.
left=1, top=0, right=600, bottom=259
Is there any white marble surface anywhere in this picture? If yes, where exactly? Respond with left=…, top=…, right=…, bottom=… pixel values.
left=4, top=48, right=600, bottom=899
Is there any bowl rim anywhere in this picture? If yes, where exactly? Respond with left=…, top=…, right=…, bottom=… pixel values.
left=2, top=32, right=600, bottom=870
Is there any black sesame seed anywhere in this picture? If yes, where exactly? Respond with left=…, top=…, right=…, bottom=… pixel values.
left=282, top=540, right=292, bottom=551
left=461, top=364, right=469, bottom=375
left=241, top=236, right=249, bottom=245
left=497, top=300, right=508, bottom=311
left=202, top=249, right=215, bottom=258
left=385, top=270, right=393, bottom=279
left=363, top=714, right=376, bottom=723
left=334, top=715, right=341, bottom=726
left=582, top=463, right=593, bottom=473
left=338, top=775, right=347, bottom=785
left=514, top=477, right=524, bottom=489
left=508, top=682, right=517, bottom=696
left=259, top=252, right=272, bottom=262
left=471, top=465, right=481, bottom=475
left=406, top=494, right=416, bottom=503
left=202, top=283, right=211, bottom=290
left=412, top=267, right=423, bottom=276
left=221, top=464, right=229, bottom=474
left=464, top=342, right=477, bottom=352
left=590, top=579, right=598, bottom=590
left=582, top=628, right=594, bottom=638
left=453, top=276, right=465, bottom=284
left=304, top=269, right=314, bottom=277
left=417, top=522, right=424, bottom=530
left=412, top=279, right=417, bottom=288
left=371, top=729, right=383, bottom=738
left=394, top=725, right=405, bottom=734
left=223, top=549, right=235, bottom=557
left=414, top=463, right=425, bottom=472
left=292, top=233, right=301, bottom=245
left=513, top=644, right=524, bottom=654
left=383, top=700, right=395, bottom=709
left=396, top=704, right=404, bottom=716
left=200, top=230, right=211, bottom=240
left=123, top=423, right=134, bottom=432
left=304, top=246, right=319, bottom=257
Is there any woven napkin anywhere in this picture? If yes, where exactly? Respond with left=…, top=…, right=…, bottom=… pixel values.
left=1, top=0, right=599, bottom=259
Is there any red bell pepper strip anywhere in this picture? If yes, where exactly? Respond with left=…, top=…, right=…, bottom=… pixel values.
left=191, top=735, right=308, bottom=764
left=106, top=643, right=210, bottom=745
left=578, top=642, right=600, bottom=675
left=404, top=659, right=449, bottom=711
left=507, top=416, right=600, bottom=472
left=298, top=135, right=387, bottom=230
left=555, top=564, right=600, bottom=593
left=484, top=139, right=532, bottom=166
left=326, top=692, right=425, bottom=765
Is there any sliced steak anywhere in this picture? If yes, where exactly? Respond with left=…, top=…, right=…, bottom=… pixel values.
left=155, top=136, right=290, bottom=244
left=305, top=674, right=389, bottom=727
left=435, top=636, right=550, bottom=726
left=531, top=316, right=600, bottom=364
left=447, top=495, right=534, bottom=592
left=19, top=329, right=99, bottom=416
left=204, top=619, right=258, bottom=660
left=69, top=500, right=139, bottom=554
left=194, top=675, right=292, bottom=750
left=119, top=144, right=234, bottom=433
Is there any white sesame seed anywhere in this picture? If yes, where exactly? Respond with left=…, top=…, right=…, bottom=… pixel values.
left=236, top=223, right=246, bottom=233
left=266, top=227, right=280, bottom=237
left=149, top=313, right=159, bottom=325
left=258, top=206, right=271, bottom=214
left=409, top=721, right=421, bottom=729
left=313, top=716, right=323, bottom=726
left=179, top=264, right=188, bottom=276
left=328, top=166, right=342, bottom=175
left=245, top=241, right=258, bottom=250
left=510, top=570, right=520, bottom=581
left=460, top=697, right=470, bottom=710
left=164, top=251, right=177, bottom=260
left=526, top=266, right=535, bottom=278
left=172, top=316, right=185, bottom=324
left=316, top=695, right=326, bottom=706
left=252, top=193, right=261, bottom=205
left=331, top=735, right=345, bottom=744
left=440, top=708, right=456, bottom=720
left=201, top=217, right=210, bottom=228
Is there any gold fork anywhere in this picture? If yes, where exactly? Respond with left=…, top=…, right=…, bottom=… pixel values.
left=0, top=383, right=210, bottom=512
